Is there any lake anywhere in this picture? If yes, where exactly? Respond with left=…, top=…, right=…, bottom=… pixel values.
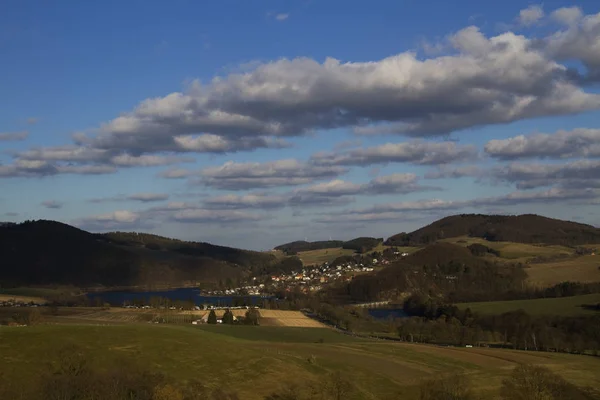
left=368, top=308, right=409, bottom=320
left=87, top=287, right=268, bottom=306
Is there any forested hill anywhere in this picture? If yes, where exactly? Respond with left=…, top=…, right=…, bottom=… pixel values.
left=0, top=220, right=282, bottom=288
left=274, top=240, right=344, bottom=254
left=385, top=214, right=600, bottom=246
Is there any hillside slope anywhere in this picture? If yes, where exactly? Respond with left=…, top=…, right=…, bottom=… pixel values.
left=385, top=214, right=600, bottom=246
left=274, top=240, right=344, bottom=254
left=0, top=220, right=278, bottom=288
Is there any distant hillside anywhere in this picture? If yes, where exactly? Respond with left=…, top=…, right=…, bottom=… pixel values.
left=343, top=242, right=527, bottom=302
left=342, top=237, right=383, bottom=253
left=0, top=220, right=280, bottom=288
left=274, top=240, right=344, bottom=254
left=385, top=214, right=600, bottom=246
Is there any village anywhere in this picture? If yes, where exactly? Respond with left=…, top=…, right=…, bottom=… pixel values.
left=201, top=249, right=410, bottom=296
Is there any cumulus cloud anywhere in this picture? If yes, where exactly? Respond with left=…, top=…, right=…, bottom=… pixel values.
left=66, top=17, right=600, bottom=156
left=88, top=193, right=169, bottom=203
left=41, top=200, right=63, bottom=209
left=544, top=7, right=600, bottom=81
left=333, top=187, right=599, bottom=218
left=0, top=144, right=189, bottom=178
left=485, top=128, right=600, bottom=160
left=312, top=140, right=478, bottom=167
left=7, top=10, right=600, bottom=183
left=0, top=131, right=28, bottom=141
left=517, top=5, right=544, bottom=26
left=202, top=193, right=287, bottom=209
left=287, top=173, right=437, bottom=207
left=173, top=134, right=289, bottom=152
left=200, top=159, right=347, bottom=190
left=492, top=159, right=600, bottom=189
left=74, top=210, right=146, bottom=231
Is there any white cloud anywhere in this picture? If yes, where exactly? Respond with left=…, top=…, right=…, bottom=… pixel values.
left=200, top=159, right=347, bottom=190
left=485, top=128, right=600, bottom=160
left=0, top=131, right=28, bottom=141
left=312, top=140, right=478, bottom=166
left=517, top=5, right=545, bottom=26
left=275, top=13, right=289, bottom=21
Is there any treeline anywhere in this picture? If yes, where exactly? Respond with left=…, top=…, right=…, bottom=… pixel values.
left=274, top=240, right=344, bottom=255
left=342, top=237, right=383, bottom=253
left=398, top=294, right=600, bottom=354
left=385, top=213, right=600, bottom=246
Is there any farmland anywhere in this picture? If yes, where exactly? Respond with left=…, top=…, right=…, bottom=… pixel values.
left=1, top=323, right=600, bottom=399
left=525, top=255, right=600, bottom=287
left=27, top=307, right=326, bottom=328
left=440, top=236, right=576, bottom=262
left=456, top=293, right=600, bottom=316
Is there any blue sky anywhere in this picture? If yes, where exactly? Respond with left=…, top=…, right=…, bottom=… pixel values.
left=1, top=0, right=600, bottom=250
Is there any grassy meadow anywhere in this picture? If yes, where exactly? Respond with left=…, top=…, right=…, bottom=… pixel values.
left=1, top=323, right=600, bottom=399
left=525, top=255, right=600, bottom=287
left=456, top=293, right=600, bottom=317
left=440, top=236, right=575, bottom=262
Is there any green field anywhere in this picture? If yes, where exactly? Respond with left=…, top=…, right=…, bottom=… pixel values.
left=525, top=255, right=600, bottom=287
left=457, top=293, right=600, bottom=317
left=440, top=236, right=576, bottom=261
left=1, top=324, right=600, bottom=399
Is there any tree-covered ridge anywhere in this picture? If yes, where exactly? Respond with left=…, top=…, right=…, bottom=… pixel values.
left=342, top=237, right=383, bottom=253
left=274, top=240, right=345, bottom=254
left=0, top=220, right=282, bottom=288
left=385, top=214, right=600, bottom=246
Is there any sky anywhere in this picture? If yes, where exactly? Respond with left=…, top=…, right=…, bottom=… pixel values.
left=1, top=0, right=600, bottom=250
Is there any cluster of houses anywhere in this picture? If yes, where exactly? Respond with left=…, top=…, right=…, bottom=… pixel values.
left=265, top=261, right=378, bottom=293
left=200, top=284, right=265, bottom=296
left=0, top=299, right=43, bottom=308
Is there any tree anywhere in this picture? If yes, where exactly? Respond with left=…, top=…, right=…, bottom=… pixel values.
left=207, top=310, right=217, bottom=324
left=222, top=309, right=234, bottom=324
left=500, top=364, right=594, bottom=400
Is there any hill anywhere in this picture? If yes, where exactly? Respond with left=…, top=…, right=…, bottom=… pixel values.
left=2, top=324, right=599, bottom=400
left=344, top=242, right=527, bottom=302
left=274, top=240, right=344, bottom=254
left=385, top=214, right=600, bottom=246
left=0, top=220, right=280, bottom=289
left=342, top=236, right=383, bottom=253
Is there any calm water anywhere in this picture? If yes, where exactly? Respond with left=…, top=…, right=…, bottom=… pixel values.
left=87, top=287, right=268, bottom=306
left=368, top=308, right=408, bottom=320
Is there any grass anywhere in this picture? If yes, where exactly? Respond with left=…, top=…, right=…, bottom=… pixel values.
left=1, top=323, right=599, bottom=399
left=526, top=255, right=600, bottom=287
left=456, top=293, right=600, bottom=317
